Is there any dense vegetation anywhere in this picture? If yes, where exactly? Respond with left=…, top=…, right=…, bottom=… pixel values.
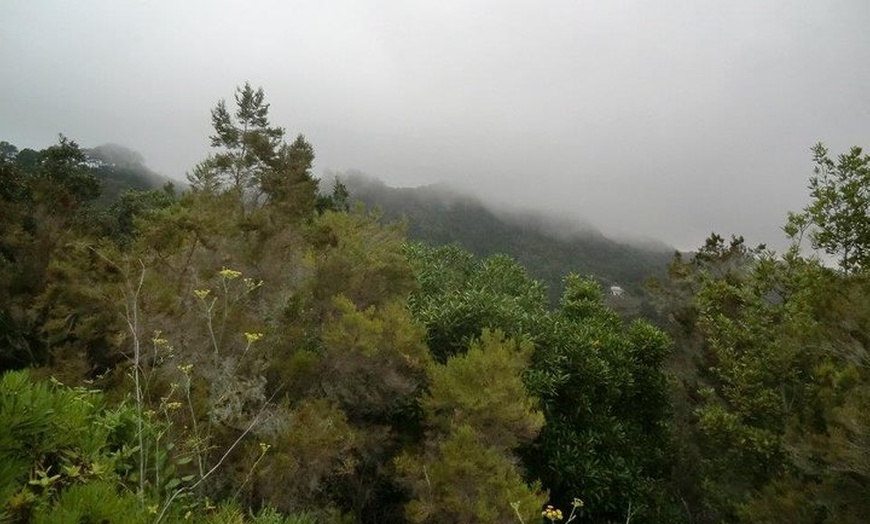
left=1, top=84, right=869, bottom=523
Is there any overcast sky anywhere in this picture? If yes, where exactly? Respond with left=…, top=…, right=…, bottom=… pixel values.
left=2, top=1, right=868, bottom=249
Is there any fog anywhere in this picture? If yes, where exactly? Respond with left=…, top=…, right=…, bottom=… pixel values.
left=2, top=1, right=868, bottom=250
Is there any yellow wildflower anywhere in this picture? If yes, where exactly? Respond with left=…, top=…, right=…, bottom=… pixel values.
left=219, top=267, right=242, bottom=280
left=542, top=505, right=563, bottom=521
left=244, top=332, right=263, bottom=344
left=193, top=288, right=210, bottom=300
left=151, top=331, right=169, bottom=347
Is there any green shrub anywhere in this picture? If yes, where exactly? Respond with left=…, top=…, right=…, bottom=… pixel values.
left=0, top=370, right=140, bottom=520
left=32, top=481, right=146, bottom=524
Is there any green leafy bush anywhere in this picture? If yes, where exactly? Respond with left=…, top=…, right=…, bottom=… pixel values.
left=0, top=370, right=140, bottom=521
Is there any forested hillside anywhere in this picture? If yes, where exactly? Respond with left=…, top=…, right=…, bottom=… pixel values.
left=85, top=143, right=182, bottom=205
left=2, top=84, right=870, bottom=524
left=342, top=174, right=673, bottom=307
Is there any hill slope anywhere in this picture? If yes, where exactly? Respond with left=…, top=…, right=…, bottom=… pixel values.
left=86, top=143, right=181, bottom=203
left=343, top=174, right=674, bottom=307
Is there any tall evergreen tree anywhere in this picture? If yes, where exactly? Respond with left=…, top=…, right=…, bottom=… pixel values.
left=189, top=83, right=320, bottom=216
left=189, top=82, right=285, bottom=194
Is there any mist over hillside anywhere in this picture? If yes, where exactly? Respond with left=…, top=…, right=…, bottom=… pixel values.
left=341, top=171, right=674, bottom=307
left=85, top=143, right=181, bottom=203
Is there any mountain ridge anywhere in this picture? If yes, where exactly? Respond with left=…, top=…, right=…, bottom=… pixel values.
left=341, top=172, right=674, bottom=306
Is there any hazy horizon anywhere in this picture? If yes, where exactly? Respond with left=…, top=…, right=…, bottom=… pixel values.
left=3, top=1, right=868, bottom=251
